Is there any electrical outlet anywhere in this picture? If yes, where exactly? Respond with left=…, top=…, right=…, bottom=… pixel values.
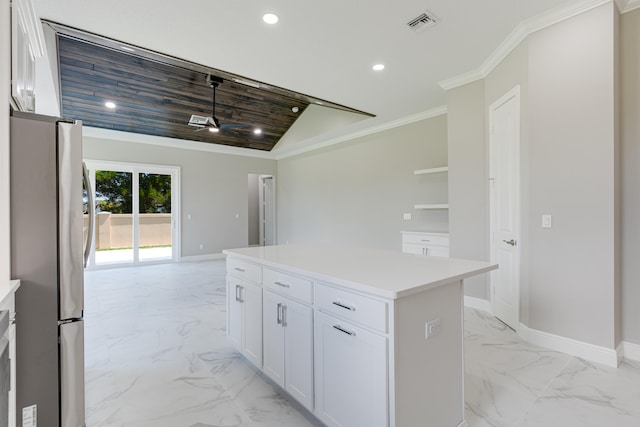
left=403, top=213, right=412, bottom=221
left=542, top=214, right=552, bottom=228
left=199, top=244, right=204, bottom=250
left=425, top=318, right=441, bottom=340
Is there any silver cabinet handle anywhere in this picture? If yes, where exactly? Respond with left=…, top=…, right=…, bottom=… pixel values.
left=235, top=285, right=244, bottom=303
left=234, top=267, right=246, bottom=272
left=276, top=303, right=282, bottom=324
left=282, top=305, right=287, bottom=327
left=503, top=239, right=516, bottom=246
left=333, top=325, right=355, bottom=336
left=332, top=301, right=355, bottom=311
left=274, top=281, right=290, bottom=288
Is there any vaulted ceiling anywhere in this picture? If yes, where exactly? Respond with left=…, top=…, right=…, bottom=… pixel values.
left=33, top=0, right=590, bottom=155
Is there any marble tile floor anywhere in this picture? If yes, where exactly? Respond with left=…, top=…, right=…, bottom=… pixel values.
left=84, top=260, right=640, bottom=427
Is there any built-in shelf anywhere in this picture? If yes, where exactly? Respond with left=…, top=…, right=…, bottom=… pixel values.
left=414, top=204, right=449, bottom=210
left=414, top=166, right=448, bottom=175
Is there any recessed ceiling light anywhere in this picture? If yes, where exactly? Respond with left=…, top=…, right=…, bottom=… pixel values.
left=254, top=128, right=263, bottom=135
left=373, top=64, right=385, bottom=71
left=209, top=128, right=219, bottom=133
left=263, top=13, right=279, bottom=24
left=291, top=106, right=299, bottom=113
left=105, top=101, right=116, bottom=109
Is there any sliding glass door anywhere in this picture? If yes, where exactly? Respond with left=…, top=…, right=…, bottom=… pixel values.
left=85, top=161, right=180, bottom=268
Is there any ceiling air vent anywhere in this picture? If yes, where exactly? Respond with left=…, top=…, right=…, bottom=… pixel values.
left=407, top=11, right=438, bottom=33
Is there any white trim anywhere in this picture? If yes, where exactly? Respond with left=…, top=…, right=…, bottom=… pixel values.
left=439, top=0, right=612, bottom=90
left=518, top=323, right=619, bottom=367
left=622, top=0, right=640, bottom=12
left=83, top=126, right=275, bottom=159
left=180, top=253, right=226, bottom=262
left=272, top=106, right=448, bottom=159
left=622, top=341, right=640, bottom=362
left=13, top=0, right=46, bottom=57
left=463, top=296, right=493, bottom=314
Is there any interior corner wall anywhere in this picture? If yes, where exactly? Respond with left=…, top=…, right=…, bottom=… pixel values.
left=83, top=137, right=276, bottom=257
left=276, top=116, right=448, bottom=250
left=620, top=7, right=640, bottom=346
left=446, top=81, right=489, bottom=299
left=527, top=3, right=617, bottom=348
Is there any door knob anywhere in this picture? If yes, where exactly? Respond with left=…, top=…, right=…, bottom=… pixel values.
left=503, top=239, right=516, bottom=246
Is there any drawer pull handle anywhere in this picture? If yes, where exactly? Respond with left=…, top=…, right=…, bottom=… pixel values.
left=332, top=301, right=355, bottom=311
left=277, top=303, right=282, bottom=325
left=333, top=325, right=356, bottom=336
left=234, top=267, right=246, bottom=272
left=274, top=281, right=290, bottom=288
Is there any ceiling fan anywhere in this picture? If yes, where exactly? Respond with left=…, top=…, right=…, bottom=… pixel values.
left=188, top=74, right=252, bottom=134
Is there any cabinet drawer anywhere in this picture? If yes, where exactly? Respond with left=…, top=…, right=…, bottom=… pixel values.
left=227, top=257, right=262, bottom=283
left=263, top=268, right=313, bottom=304
left=315, top=283, right=388, bottom=333
left=402, top=232, right=449, bottom=247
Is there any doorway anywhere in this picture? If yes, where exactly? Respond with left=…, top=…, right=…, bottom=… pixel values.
left=248, top=174, right=276, bottom=246
left=85, top=160, right=180, bottom=267
left=489, top=86, right=521, bottom=331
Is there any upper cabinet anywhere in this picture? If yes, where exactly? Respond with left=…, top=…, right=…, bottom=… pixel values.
left=413, top=166, right=449, bottom=210
left=11, top=0, right=45, bottom=112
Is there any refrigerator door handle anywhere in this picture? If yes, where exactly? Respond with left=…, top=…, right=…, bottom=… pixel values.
left=82, top=162, right=94, bottom=268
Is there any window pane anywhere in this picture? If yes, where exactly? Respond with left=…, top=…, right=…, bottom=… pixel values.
left=94, top=170, right=133, bottom=265
left=139, top=173, right=172, bottom=261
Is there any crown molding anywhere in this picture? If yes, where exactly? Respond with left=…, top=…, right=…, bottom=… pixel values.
left=621, top=0, right=640, bottom=12
left=272, top=106, right=448, bottom=160
left=82, top=126, right=277, bottom=160
left=439, top=0, right=612, bottom=91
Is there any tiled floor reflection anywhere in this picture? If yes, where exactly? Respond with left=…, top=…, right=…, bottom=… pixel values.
left=85, top=260, right=640, bottom=426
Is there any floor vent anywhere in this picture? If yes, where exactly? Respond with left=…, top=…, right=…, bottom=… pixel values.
left=407, top=11, right=438, bottom=32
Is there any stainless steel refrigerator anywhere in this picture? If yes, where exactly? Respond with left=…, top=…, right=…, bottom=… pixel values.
left=10, top=111, right=94, bottom=427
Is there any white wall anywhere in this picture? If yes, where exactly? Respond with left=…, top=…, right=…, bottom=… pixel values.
left=0, top=0, right=10, bottom=284
left=247, top=174, right=260, bottom=246
left=277, top=116, right=448, bottom=250
left=447, top=81, right=489, bottom=299
left=83, top=136, right=277, bottom=257
left=621, top=8, right=640, bottom=346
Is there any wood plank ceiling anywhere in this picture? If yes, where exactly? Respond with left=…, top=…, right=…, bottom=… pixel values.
left=53, top=24, right=373, bottom=151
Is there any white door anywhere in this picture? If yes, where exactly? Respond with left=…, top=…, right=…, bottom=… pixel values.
left=489, top=86, right=520, bottom=331
left=262, top=290, right=286, bottom=387
left=261, top=176, right=275, bottom=246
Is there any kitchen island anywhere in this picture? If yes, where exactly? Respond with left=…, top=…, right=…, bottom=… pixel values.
left=223, top=244, right=497, bottom=427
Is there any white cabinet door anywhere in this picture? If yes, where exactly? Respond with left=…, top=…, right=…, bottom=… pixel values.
left=227, top=276, right=242, bottom=350
left=314, top=311, right=388, bottom=427
left=242, top=282, right=263, bottom=368
left=283, top=298, right=314, bottom=410
left=263, top=290, right=285, bottom=387
left=263, top=290, right=314, bottom=410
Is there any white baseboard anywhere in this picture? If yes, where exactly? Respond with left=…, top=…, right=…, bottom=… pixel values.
left=518, top=323, right=619, bottom=367
left=463, top=296, right=493, bottom=314
left=622, top=341, right=640, bottom=362
left=180, top=253, right=225, bottom=262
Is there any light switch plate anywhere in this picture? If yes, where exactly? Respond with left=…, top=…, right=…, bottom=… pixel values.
left=542, top=214, right=552, bottom=228
left=425, top=318, right=441, bottom=340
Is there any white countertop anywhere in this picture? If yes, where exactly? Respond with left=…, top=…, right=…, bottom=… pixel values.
left=223, top=245, right=497, bottom=299
left=0, top=280, right=20, bottom=307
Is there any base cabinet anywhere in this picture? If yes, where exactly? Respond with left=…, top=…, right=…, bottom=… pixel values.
left=263, top=290, right=314, bottom=410
left=314, top=311, right=388, bottom=427
left=227, top=275, right=262, bottom=368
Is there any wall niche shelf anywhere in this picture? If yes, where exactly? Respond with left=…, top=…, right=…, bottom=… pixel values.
left=414, top=204, right=449, bottom=210
left=414, top=166, right=448, bottom=175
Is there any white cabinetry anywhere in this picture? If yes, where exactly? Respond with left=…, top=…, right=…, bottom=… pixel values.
left=226, top=260, right=263, bottom=368
left=401, top=231, right=449, bottom=257
left=263, top=290, right=314, bottom=410
left=314, top=308, right=388, bottom=427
